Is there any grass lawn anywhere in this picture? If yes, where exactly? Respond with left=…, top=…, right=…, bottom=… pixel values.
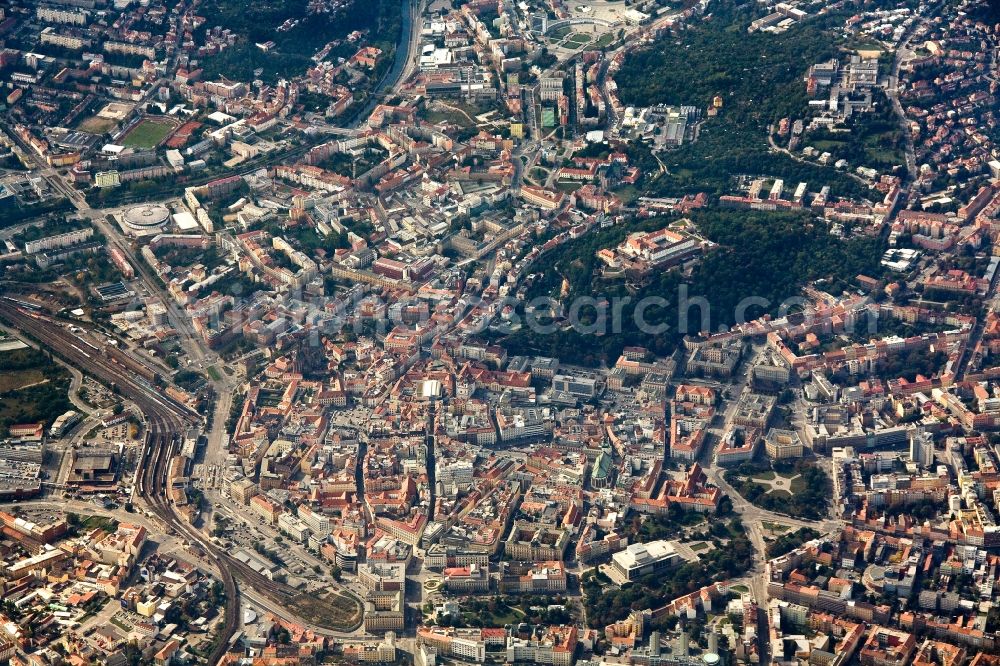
left=730, top=584, right=749, bottom=594
left=588, top=32, right=617, bottom=49
left=455, top=101, right=498, bottom=122
left=762, top=521, right=790, bottom=533
left=462, top=604, right=523, bottom=626
left=424, top=108, right=475, bottom=128
left=121, top=119, right=175, bottom=149
left=860, top=133, right=903, bottom=166
left=79, top=515, right=119, bottom=532
left=0, top=370, right=46, bottom=392
left=77, top=116, right=119, bottom=134
left=614, top=185, right=640, bottom=205
left=808, top=131, right=903, bottom=170
left=845, top=37, right=885, bottom=52
left=555, top=181, right=583, bottom=193
left=864, top=142, right=904, bottom=166
left=809, top=139, right=847, bottom=152
left=0, top=347, right=71, bottom=434
left=206, top=365, right=223, bottom=382
left=769, top=489, right=793, bottom=499
left=564, top=33, right=592, bottom=47
left=753, top=470, right=802, bottom=496
left=689, top=541, right=710, bottom=552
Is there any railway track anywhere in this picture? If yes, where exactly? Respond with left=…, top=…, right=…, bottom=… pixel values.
left=0, top=300, right=363, bottom=654
left=0, top=300, right=241, bottom=662
left=138, top=423, right=357, bottom=639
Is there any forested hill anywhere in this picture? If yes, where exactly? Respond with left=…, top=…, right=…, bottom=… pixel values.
left=613, top=1, right=871, bottom=200
left=494, top=209, right=884, bottom=368
left=617, top=4, right=835, bottom=125
left=198, top=0, right=401, bottom=84
left=489, top=1, right=890, bottom=368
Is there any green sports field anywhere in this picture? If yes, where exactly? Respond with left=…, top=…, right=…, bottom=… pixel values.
left=121, top=118, right=176, bottom=148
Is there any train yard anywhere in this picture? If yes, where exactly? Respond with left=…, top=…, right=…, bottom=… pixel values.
left=0, top=299, right=363, bottom=656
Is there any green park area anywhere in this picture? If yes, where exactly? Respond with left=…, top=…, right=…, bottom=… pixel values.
left=584, top=518, right=753, bottom=628
left=495, top=207, right=883, bottom=367
left=121, top=118, right=176, bottom=149
left=726, top=461, right=831, bottom=520
left=77, top=115, right=119, bottom=135
left=198, top=0, right=400, bottom=84
left=489, top=1, right=889, bottom=369
left=0, top=345, right=72, bottom=435
left=613, top=1, right=875, bottom=201
left=564, top=33, right=592, bottom=48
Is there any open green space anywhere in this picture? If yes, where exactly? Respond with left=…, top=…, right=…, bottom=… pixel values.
left=529, top=167, right=549, bottom=182
left=548, top=26, right=572, bottom=40
left=584, top=519, right=753, bottom=628
left=202, top=43, right=315, bottom=86
left=554, top=180, right=583, bottom=193
left=439, top=596, right=572, bottom=629
left=77, top=116, right=118, bottom=135
left=72, top=514, right=120, bottom=533
left=198, top=0, right=400, bottom=84
left=0, top=368, right=46, bottom=393
left=625, top=504, right=707, bottom=542
left=761, top=521, right=790, bottom=533
left=564, top=33, right=592, bottom=47
left=0, top=347, right=72, bottom=435
left=726, top=461, right=831, bottom=521
left=750, top=470, right=801, bottom=496
left=423, top=107, right=476, bottom=128
left=121, top=118, right=176, bottom=149
left=494, top=207, right=883, bottom=366
left=459, top=600, right=523, bottom=627
left=588, top=32, right=617, bottom=49
left=614, top=0, right=873, bottom=201
left=150, top=242, right=221, bottom=269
